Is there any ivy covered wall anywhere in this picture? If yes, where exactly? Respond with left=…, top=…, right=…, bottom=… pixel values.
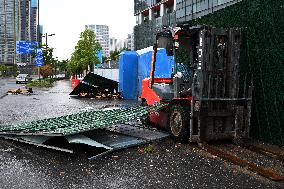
left=189, top=0, right=284, bottom=145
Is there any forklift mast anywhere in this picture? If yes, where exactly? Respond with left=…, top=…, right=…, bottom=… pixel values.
left=191, top=27, right=252, bottom=142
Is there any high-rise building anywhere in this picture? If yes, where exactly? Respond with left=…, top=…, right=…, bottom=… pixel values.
left=134, top=0, right=242, bottom=50
left=19, top=0, right=31, bottom=64
left=115, top=39, right=126, bottom=51
left=85, top=25, right=110, bottom=57
left=0, top=0, right=20, bottom=65
left=30, top=0, right=38, bottom=42
left=19, top=0, right=38, bottom=64
left=109, top=34, right=134, bottom=52
left=109, top=37, right=118, bottom=52
left=0, top=0, right=38, bottom=65
left=126, top=33, right=134, bottom=51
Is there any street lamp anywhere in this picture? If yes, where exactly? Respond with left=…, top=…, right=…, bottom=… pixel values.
left=41, top=33, right=55, bottom=50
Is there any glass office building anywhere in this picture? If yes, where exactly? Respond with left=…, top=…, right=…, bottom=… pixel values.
left=134, top=0, right=242, bottom=50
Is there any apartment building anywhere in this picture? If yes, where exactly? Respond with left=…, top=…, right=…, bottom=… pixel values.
left=85, top=24, right=110, bottom=57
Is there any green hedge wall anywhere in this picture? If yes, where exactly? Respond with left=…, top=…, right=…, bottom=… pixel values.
left=190, top=0, right=284, bottom=146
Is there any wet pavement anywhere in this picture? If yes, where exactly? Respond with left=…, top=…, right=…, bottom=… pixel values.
left=0, top=80, right=283, bottom=189
left=0, top=77, right=19, bottom=99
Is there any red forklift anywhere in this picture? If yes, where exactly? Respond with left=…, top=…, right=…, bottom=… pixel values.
left=140, top=25, right=253, bottom=143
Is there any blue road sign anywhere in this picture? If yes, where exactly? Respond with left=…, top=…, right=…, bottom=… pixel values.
left=35, top=56, right=43, bottom=67
left=35, top=48, right=43, bottom=67
left=16, top=41, right=38, bottom=54
left=35, top=48, right=43, bottom=56
left=96, top=49, right=103, bottom=64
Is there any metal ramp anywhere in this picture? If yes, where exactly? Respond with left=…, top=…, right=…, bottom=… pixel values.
left=0, top=105, right=169, bottom=159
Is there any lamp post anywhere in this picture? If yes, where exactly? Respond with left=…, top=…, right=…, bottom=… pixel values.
left=41, top=33, right=55, bottom=77
left=41, top=33, right=55, bottom=51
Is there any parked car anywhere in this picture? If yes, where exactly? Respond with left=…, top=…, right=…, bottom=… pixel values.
left=16, top=74, right=32, bottom=84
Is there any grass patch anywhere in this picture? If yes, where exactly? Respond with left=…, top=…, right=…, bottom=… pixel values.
left=26, top=78, right=55, bottom=88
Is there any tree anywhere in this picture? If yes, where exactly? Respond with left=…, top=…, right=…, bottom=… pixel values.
left=68, top=29, right=101, bottom=77
left=40, top=64, right=53, bottom=79
left=0, top=65, right=8, bottom=72
left=110, top=50, right=120, bottom=62
left=102, top=56, right=109, bottom=63
left=58, top=59, right=69, bottom=77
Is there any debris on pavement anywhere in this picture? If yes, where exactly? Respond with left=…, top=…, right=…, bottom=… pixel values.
left=7, top=87, right=33, bottom=95
left=70, top=72, right=120, bottom=99
left=111, top=155, right=119, bottom=160
left=0, top=104, right=169, bottom=159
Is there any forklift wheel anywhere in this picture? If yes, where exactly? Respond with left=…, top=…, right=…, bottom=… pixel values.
left=170, top=105, right=190, bottom=143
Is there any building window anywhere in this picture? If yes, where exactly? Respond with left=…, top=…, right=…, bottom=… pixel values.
left=136, top=15, right=140, bottom=25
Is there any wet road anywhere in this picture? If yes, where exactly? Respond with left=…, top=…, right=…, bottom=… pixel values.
left=0, top=78, right=19, bottom=99
left=0, top=80, right=283, bottom=189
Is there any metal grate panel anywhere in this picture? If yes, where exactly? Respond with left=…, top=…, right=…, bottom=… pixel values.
left=0, top=104, right=167, bottom=136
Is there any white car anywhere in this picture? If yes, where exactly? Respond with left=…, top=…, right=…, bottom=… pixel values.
left=16, top=74, right=31, bottom=84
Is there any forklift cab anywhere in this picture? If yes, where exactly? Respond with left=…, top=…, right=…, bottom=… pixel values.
left=149, top=26, right=196, bottom=101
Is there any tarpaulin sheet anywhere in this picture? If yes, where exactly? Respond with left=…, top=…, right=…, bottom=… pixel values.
left=137, top=48, right=174, bottom=96
left=119, top=51, right=139, bottom=99
left=137, top=49, right=174, bottom=78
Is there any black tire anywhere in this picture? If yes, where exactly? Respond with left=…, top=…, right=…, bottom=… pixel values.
left=169, top=105, right=190, bottom=143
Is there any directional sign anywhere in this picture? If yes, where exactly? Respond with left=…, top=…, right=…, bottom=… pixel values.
left=35, top=48, right=43, bottom=56
left=35, top=56, right=43, bottom=67
left=16, top=41, right=38, bottom=54
left=35, top=48, right=43, bottom=67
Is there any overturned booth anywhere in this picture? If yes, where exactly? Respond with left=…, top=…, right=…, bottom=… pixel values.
left=70, top=72, right=119, bottom=99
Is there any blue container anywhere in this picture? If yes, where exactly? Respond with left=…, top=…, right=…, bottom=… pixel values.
left=118, top=51, right=139, bottom=99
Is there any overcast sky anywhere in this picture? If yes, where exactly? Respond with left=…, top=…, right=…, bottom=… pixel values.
left=39, top=0, right=136, bottom=60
